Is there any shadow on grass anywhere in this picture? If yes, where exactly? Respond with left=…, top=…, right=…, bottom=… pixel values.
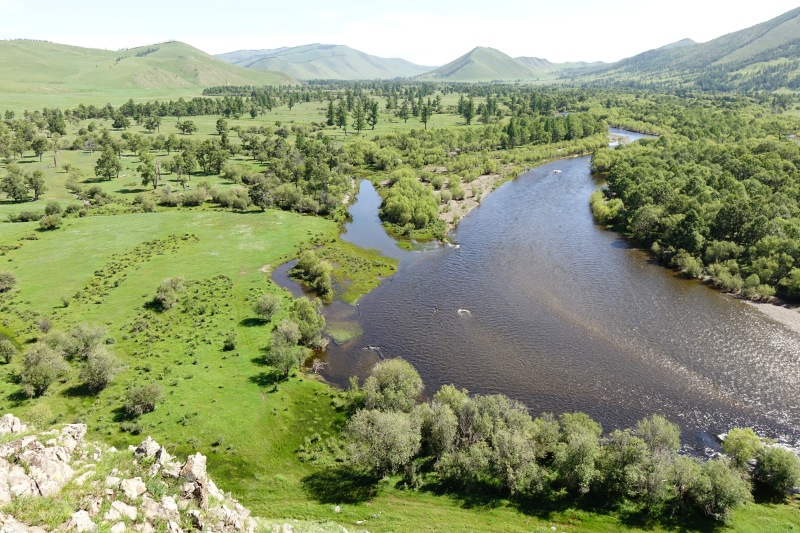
left=6, top=389, right=29, bottom=406
left=302, top=467, right=380, bottom=504
left=239, top=318, right=266, bottom=328
left=61, top=383, right=95, bottom=398
left=249, top=370, right=284, bottom=388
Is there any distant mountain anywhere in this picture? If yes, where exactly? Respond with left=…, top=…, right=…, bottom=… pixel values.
left=416, top=47, right=604, bottom=82
left=217, top=44, right=434, bottom=80
left=0, top=40, right=294, bottom=95
left=574, top=7, right=800, bottom=91
left=418, top=47, right=544, bottom=81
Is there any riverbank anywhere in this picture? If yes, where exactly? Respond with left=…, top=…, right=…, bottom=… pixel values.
left=745, top=300, right=800, bottom=337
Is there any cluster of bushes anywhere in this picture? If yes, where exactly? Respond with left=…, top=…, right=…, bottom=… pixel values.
left=289, top=251, right=333, bottom=298
left=263, top=296, right=327, bottom=377
left=12, top=323, right=122, bottom=397
left=340, top=359, right=800, bottom=523
left=380, top=168, right=441, bottom=235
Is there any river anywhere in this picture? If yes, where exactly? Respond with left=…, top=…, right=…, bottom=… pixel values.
left=317, top=130, right=800, bottom=450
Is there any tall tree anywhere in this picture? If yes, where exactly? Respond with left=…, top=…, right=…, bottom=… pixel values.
left=94, top=145, right=121, bottom=181
left=367, top=100, right=379, bottom=130
left=352, top=99, right=367, bottom=134
left=25, top=170, right=46, bottom=200
left=335, top=100, right=348, bottom=135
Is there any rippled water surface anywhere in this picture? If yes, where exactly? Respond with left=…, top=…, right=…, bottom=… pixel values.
left=320, top=132, right=800, bottom=448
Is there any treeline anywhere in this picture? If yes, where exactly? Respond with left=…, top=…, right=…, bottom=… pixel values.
left=591, top=94, right=800, bottom=299
left=317, top=359, right=800, bottom=524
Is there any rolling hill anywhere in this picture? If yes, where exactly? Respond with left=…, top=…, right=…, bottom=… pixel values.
left=572, top=7, right=800, bottom=91
left=0, top=40, right=295, bottom=110
left=217, top=44, right=434, bottom=80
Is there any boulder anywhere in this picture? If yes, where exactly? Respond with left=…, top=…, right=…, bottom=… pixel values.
left=110, top=523, right=126, bottom=533
left=120, top=477, right=147, bottom=499
left=65, top=510, right=97, bottom=532
left=0, top=415, right=28, bottom=435
left=134, top=437, right=160, bottom=460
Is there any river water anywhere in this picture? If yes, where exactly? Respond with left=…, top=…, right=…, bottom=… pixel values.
left=319, top=130, right=800, bottom=450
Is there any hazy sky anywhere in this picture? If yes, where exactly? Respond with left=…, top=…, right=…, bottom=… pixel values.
left=1, top=1, right=799, bottom=65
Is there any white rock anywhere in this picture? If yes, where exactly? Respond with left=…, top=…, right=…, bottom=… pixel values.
left=0, top=414, right=28, bottom=435
left=134, top=437, right=160, bottom=459
left=74, top=470, right=94, bottom=487
left=105, top=476, right=121, bottom=488
left=334, top=505, right=341, bottom=513
left=110, top=522, right=126, bottom=533
left=120, top=477, right=147, bottom=499
left=66, top=510, right=97, bottom=532
left=167, top=521, right=182, bottom=533
left=110, top=500, right=137, bottom=521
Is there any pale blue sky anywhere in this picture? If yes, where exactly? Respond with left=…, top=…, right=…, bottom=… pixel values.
left=1, top=1, right=798, bottom=65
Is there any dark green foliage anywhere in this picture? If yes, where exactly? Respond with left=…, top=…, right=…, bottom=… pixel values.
left=289, top=297, right=326, bottom=348
left=124, top=383, right=164, bottom=417
left=345, top=409, right=421, bottom=477
left=753, top=446, right=800, bottom=496
left=380, top=171, right=439, bottom=231
left=289, top=251, right=333, bottom=298
left=0, top=338, right=16, bottom=364
left=362, top=358, right=423, bottom=413
left=20, top=343, right=70, bottom=397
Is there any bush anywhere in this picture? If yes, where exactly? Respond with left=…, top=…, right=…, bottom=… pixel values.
left=39, top=215, right=63, bottom=230
left=346, top=409, right=421, bottom=477
left=753, top=446, right=800, bottom=496
left=363, top=358, right=423, bottom=413
left=124, top=383, right=164, bottom=417
left=154, top=277, right=185, bottom=310
left=181, top=189, right=207, bottom=207
left=0, top=338, right=16, bottom=364
left=44, top=201, right=63, bottom=216
left=0, top=271, right=16, bottom=293
left=723, top=427, right=763, bottom=468
left=254, top=293, right=281, bottom=321
left=20, top=343, right=70, bottom=397
left=80, top=345, right=122, bottom=392
left=690, top=459, right=752, bottom=522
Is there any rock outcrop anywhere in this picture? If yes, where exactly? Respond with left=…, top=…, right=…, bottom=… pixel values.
left=0, top=414, right=256, bottom=532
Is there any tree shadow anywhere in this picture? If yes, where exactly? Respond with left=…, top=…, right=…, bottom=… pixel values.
left=249, top=370, right=284, bottom=387
left=239, top=318, right=266, bottom=328
left=61, top=383, right=94, bottom=398
left=6, top=389, right=29, bottom=406
left=112, top=405, right=137, bottom=423
left=301, top=467, right=380, bottom=504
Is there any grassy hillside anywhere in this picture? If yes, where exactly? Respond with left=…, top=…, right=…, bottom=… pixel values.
left=418, top=47, right=543, bottom=81
left=0, top=40, right=295, bottom=111
left=572, top=7, right=800, bottom=91
left=217, top=44, right=434, bottom=80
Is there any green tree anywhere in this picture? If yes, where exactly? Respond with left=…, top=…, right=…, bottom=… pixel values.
left=176, top=120, right=198, bottom=135
left=722, top=428, right=763, bottom=469
left=363, top=358, right=423, bottom=413
left=215, top=118, right=228, bottom=136
left=345, top=409, right=421, bottom=477
left=398, top=101, right=410, bottom=123
left=635, top=414, right=681, bottom=455
left=420, top=101, right=432, bottom=130
left=326, top=100, right=335, bottom=126
left=143, top=115, right=161, bottom=133
left=254, top=293, right=281, bottom=321
left=367, top=99, right=379, bottom=130
left=94, top=145, right=122, bottom=181
left=352, top=99, right=367, bottom=134
left=30, top=136, right=48, bottom=162
left=462, top=97, right=475, bottom=125
left=690, top=459, right=752, bottom=522
left=20, top=343, right=70, bottom=397
left=335, top=100, right=348, bottom=135
left=265, top=319, right=304, bottom=377
left=124, top=383, right=164, bottom=417
left=138, top=152, right=159, bottom=190
left=1, top=165, right=29, bottom=202
left=0, top=338, right=17, bottom=364
left=25, top=170, right=46, bottom=200
left=753, top=446, right=800, bottom=496
left=290, top=297, right=326, bottom=348
left=80, top=345, right=122, bottom=392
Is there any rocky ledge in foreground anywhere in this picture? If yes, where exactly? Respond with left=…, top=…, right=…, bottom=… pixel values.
left=0, top=414, right=332, bottom=533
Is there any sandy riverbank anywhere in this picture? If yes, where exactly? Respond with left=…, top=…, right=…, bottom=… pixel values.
left=745, top=300, right=800, bottom=337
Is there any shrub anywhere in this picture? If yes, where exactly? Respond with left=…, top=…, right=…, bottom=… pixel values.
left=44, top=201, right=63, bottom=216
left=80, top=345, right=123, bottom=392
left=0, top=338, right=16, bottom=364
left=39, top=215, right=62, bottom=230
left=154, top=277, right=185, bottom=310
left=20, top=343, right=70, bottom=397
left=254, top=293, right=281, bottom=321
left=346, top=409, right=421, bottom=477
left=753, top=446, right=800, bottom=496
left=124, top=383, right=164, bottom=417
left=363, top=358, right=423, bottom=413
left=0, top=271, right=16, bottom=292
